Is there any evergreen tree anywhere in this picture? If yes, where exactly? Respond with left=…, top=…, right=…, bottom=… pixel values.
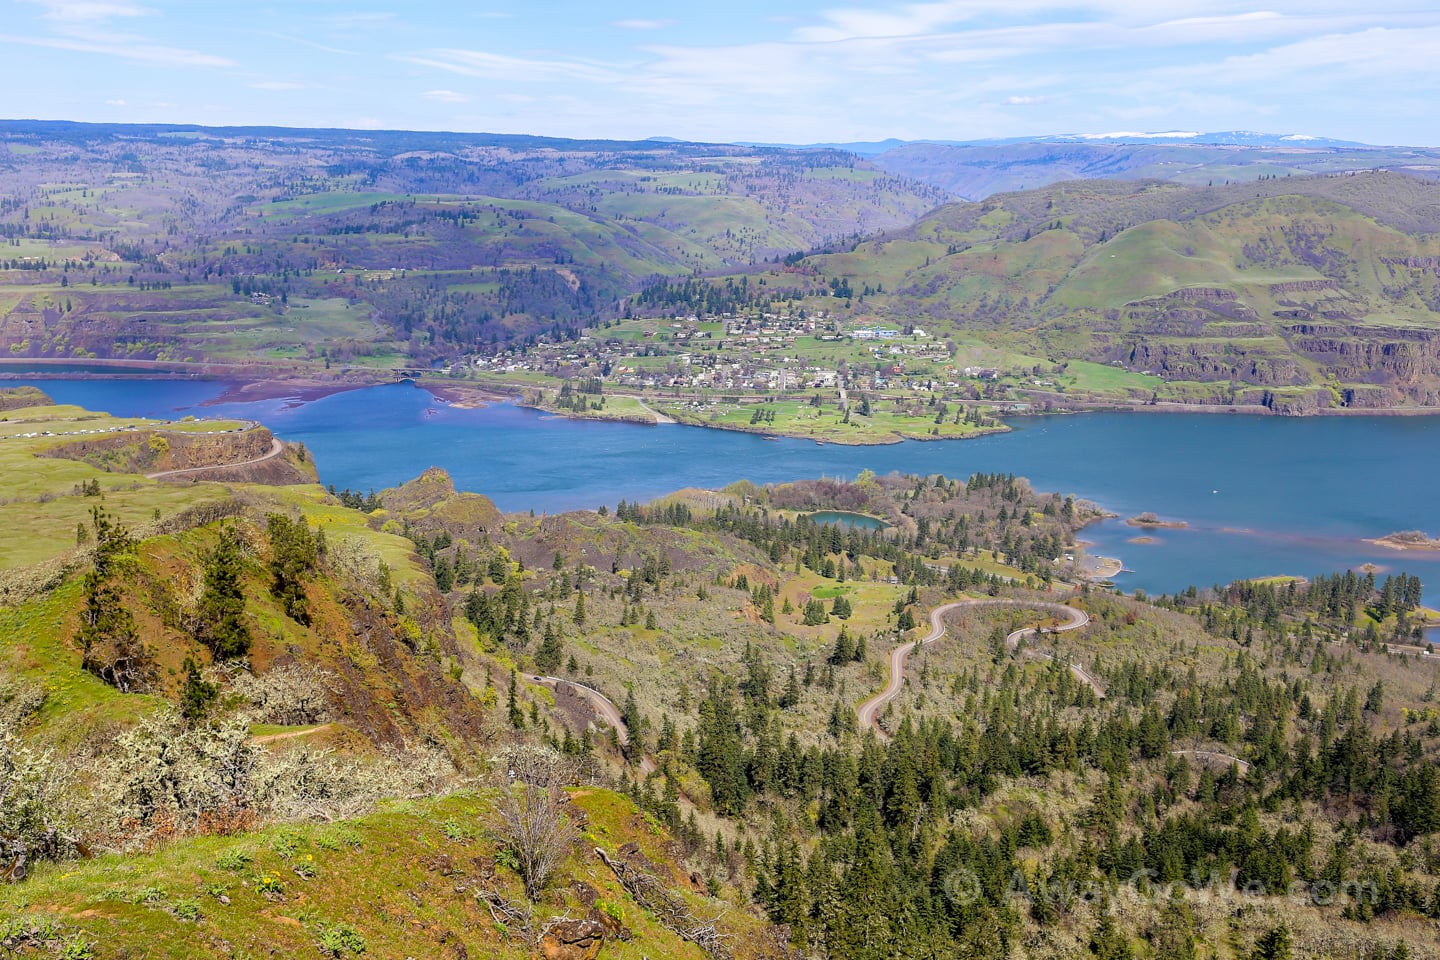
left=534, top=621, right=564, bottom=674
left=1251, top=925, right=1292, bottom=960
left=508, top=669, right=525, bottom=729
left=194, top=525, right=251, bottom=660
left=621, top=687, right=646, bottom=764
left=266, top=513, right=318, bottom=625
left=179, top=656, right=218, bottom=725
left=78, top=507, right=148, bottom=691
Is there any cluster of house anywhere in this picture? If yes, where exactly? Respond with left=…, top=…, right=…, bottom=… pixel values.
left=463, top=313, right=1006, bottom=399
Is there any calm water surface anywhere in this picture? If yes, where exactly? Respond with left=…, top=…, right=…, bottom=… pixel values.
left=15, top=377, right=1440, bottom=605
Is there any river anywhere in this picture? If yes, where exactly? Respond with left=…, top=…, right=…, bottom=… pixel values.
left=13, top=377, right=1440, bottom=606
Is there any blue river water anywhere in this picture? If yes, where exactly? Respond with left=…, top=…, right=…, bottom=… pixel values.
left=13, top=377, right=1440, bottom=605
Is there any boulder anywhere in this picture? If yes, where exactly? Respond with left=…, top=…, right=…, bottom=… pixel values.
left=536, top=918, right=606, bottom=960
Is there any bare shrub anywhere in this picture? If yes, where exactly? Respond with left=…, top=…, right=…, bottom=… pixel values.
left=231, top=663, right=334, bottom=726
left=0, top=675, right=45, bottom=729
left=99, top=711, right=460, bottom=849
left=487, top=745, right=581, bottom=900
left=0, top=732, right=84, bottom=879
left=252, top=740, right=458, bottom=823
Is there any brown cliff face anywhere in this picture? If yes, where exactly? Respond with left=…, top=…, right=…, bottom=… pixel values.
left=1119, top=341, right=1305, bottom=386
left=40, top=427, right=310, bottom=482
left=1288, top=324, right=1440, bottom=403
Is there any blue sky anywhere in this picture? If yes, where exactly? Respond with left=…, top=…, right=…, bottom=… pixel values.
left=2, top=0, right=1438, bottom=145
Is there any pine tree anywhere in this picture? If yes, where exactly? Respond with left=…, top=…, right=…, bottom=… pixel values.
left=266, top=513, right=317, bottom=625
left=534, top=621, right=564, bottom=674
left=1251, top=925, right=1292, bottom=960
left=508, top=669, right=525, bottom=729
left=621, top=687, right=646, bottom=762
left=195, top=525, right=251, bottom=660
left=573, top=590, right=586, bottom=626
left=179, top=656, right=218, bottom=725
left=78, top=507, right=148, bottom=691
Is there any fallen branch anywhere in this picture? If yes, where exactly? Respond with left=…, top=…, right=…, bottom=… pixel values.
left=596, top=846, right=731, bottom=960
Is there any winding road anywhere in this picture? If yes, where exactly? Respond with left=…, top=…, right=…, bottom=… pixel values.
left=532, top=675, right=657, bottom=775
left=145, top=437, right=285, bottom=480
left=857, top=598, right=1094, bottom=740
left=1170, top=748, right=1252, bottom=774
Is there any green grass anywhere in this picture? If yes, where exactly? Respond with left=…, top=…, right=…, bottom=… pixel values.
left=0, top=405, right=260, bottom=571
left=0, top=580, right=161, bottom=743
left=0, top=790, right=727, bottom=960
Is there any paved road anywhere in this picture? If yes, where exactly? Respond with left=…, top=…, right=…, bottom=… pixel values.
left=533, top=675, right=657, bottom=774
left=857, top=598, right=1091, bottom=740
left=146, top=436, right=284, bottom=480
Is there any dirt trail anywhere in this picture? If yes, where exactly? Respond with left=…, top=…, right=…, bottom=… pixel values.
left=249, top=723, right=333, bottom=745
left=858, top=598, right=1093, bottom=740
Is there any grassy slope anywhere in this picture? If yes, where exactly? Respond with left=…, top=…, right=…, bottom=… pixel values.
left=0, top=790, right=749, bottom=960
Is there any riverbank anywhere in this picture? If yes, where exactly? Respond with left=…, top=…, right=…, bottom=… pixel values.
left=1365, top=532, right=1440, bottom=552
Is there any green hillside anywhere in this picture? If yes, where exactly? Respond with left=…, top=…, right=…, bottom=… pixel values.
left=7, top=391, right=1440, bottom=957
left=649, top=172, right=1440, bottom=412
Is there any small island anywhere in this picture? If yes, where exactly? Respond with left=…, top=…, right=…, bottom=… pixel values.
left=1126, top=512, right=1188, bottom=529
left=1366, top=530, right=1440, bottom=552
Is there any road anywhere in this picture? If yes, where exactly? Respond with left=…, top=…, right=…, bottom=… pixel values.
left=249, top=723, right=333, bottom=745
left=857, top=598, right=1092, bottom=740
left=1170, top=749, right=1251, bottom=774
left=613, top=394, right=675, bottom=425
left=146, top=436, right=285, bottom=480
left=533, top=675, right=657, bottom=774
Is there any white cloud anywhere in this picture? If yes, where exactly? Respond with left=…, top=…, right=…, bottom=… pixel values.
left=6, top=0, right=231, bottom=67
left=250, top=80, right=304, bottom=91
left=422, top=88, right=469, bottom=103
left=0, top=31, right=233, bottom=66
left=19, top=0, right=149, bottom=22
left=398, top=49, right=621, bottom=84
left=104, top=97, right=125, bottom=105
left=613, top=18, right=672, bottom=30
left=1005, top=95, right=1047, bottom=105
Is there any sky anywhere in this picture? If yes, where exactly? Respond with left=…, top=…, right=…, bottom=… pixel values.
left=2, top=0, right=1438, bottom=145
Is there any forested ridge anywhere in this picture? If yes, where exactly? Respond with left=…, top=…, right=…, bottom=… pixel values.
left=6, top=439, right=1440, bottom=957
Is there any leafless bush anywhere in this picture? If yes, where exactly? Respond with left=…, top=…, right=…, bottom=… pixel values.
left=1, top=732, right=84, bottom=879
left=98, top=711, right=460, bottom=848
left=231, top=663, right=334, bottom=726
left=252, top=740, right=458, bottom=823
left=487, top=745, right=581, bottom=901
left=0, top=675, right=45, bottom=729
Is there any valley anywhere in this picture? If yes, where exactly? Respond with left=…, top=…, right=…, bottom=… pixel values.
left=4, top=384, right=1440, bottom=958
left=6, top=120, right=1440, bottom=960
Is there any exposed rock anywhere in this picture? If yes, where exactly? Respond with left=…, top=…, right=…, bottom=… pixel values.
left=587, top=906, right=632, bottom=942
left=536, top=918, right=606, bottom=960
left=378, top=467, right=502, bottom=535
left=0, top=386, right=51, bottom=411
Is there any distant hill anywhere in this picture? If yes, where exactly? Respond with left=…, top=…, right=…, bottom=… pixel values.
left=871, top=138, right=1440, bottom=200
left=790, top=170, right=1440, bottom=409
left=0, top=120, right=945, bottom=365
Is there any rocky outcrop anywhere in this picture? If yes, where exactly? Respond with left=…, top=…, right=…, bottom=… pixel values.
left=42, top=426, right=279, bottom=474
left=1119, top=341, right=1304, bottom=386
left=537, top=918, right=607, bottom=960
left=377, top=467, right=503, bottom=536
left=0, top=386, right=51, bottom=411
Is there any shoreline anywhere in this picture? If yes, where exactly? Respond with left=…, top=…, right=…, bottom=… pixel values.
left=17, top=366, right=1440, bottom=468
left=1364, top=534, right=1440, bottom=553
